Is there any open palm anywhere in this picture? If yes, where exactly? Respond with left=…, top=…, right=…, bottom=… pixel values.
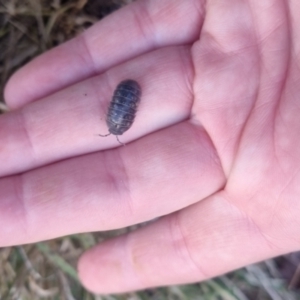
left=1, top=0, right=300, bottom=294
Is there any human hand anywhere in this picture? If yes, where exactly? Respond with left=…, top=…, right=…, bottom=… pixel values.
left=1, top=0, right=300, bottom=294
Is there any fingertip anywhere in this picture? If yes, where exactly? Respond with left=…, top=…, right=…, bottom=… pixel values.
left=78, top=236, right=136, bottom=294
left=4, top=71, right=23, bottom=110
left=78, top=248, right=102, bottom=294
left=4, top=55, right=48, bottom=109
left=4, top=38, right=94, bottom=110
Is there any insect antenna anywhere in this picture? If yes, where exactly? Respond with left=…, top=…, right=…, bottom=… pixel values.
left=98, top=133, right=111, bottom=137
left=116, top=135, right=125, bottom=146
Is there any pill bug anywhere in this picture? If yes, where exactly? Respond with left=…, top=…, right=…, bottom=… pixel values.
left=99, top=79, right=141, bottom=145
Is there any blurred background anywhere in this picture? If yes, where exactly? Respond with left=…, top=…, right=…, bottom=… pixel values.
left=0, top=0, right=300, bottom=299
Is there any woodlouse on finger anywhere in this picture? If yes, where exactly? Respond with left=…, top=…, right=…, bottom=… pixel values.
left=99, top=79, right=141, bottom=145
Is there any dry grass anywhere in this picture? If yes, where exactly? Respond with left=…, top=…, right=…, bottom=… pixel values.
left=0, top=0, right=300, bottom=299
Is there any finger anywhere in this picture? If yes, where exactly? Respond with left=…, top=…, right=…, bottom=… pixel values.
left=0, top=46, right=193, bottom=177
left=0, top=122, right=225, bottom=246
left=191, top=0, right=290, bottom=175
left=191, top=0, right=260, bottom=175
left=4, top=0, right=203, bottom=109
left=78, top=192, right=289, bottom=294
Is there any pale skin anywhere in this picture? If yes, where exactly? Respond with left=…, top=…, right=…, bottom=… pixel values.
left=1, top=0, right=300, bottom=294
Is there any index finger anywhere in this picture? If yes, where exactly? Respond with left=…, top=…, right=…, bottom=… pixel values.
left=4, top=0, right=203, bottom=109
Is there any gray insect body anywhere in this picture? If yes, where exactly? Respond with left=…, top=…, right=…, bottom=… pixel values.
left=99, top=79, right=141, bottom=145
